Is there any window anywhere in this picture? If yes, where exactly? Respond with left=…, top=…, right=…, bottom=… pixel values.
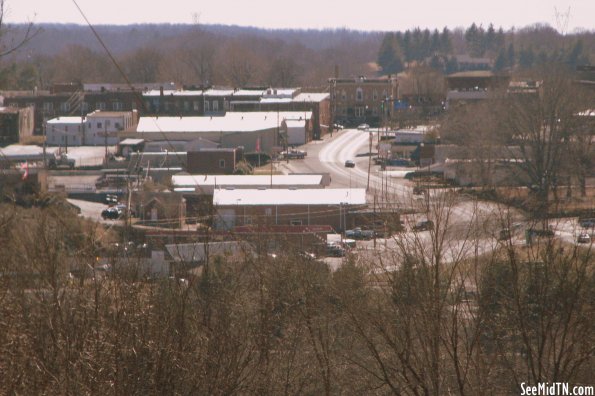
left=204, top=101, right=210, bottom=112
left=224, top=100, right=229, bottom=110
left=81, top=102, right=90, bottom=112
left=183, top=101, right=190, bottom=111
left=355, top=106, right=365, bottom=117
left=290, top=219, right=303, bottom=226
left=115, top=122, right=121, bottom=130
left=341, top=90, right=346, bottom=100
left=244, top=216, right=253, bottom=225
left=96, top=102, right=106, bottom=111
left=60, top=102, right=70, bottom=112
left=97, top=122, right=102, bottom=129
left=219, top=159, right=226, bottom=168
left=43, top=102, right=53, bottom=112
left=112, top=101, right=123, bottom=111
left=212, top=100, right=219, bottom=111
left=356, top=88, right=363, bottom=102
left=265, top=208, right=272, bottom=216
left=193, top=101, right=200, bottom=111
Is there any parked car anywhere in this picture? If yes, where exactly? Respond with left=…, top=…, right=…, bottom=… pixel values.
left=326, top=243, right=346, bottom=257
left=412, top=220, right=434, bottom=232
left=333, top=123, right=344, bottom=130
left=101, top=207, right=121, bottom=220
left=345, top=227, right=374, bottom=240
left=357, top=123, right=370, bottom=131
left=344, top=159, right=355, bottom=168
left=577, top=232, right=591, bottom=244
left=579, top=218, right=595, bottom=229
left=413, top=186, right=426, bottom=195
left=280, top=149, right=307, bottom=159
left=299, top=251, right=317, bottom=260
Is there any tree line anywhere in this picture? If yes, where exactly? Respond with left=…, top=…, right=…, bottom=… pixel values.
left=378, top=23, right=593, bottom=75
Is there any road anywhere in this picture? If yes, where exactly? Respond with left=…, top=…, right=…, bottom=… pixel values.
left=280, top=129, right=591, bottom=270
left=281, top=129, right=410, bottom=203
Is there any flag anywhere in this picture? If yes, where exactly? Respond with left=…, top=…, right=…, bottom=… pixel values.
left=21, top=161, right=29, bottom=180
left=255, top=137, right=261, bottom=153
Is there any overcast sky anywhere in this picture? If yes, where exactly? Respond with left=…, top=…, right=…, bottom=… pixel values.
left=6, top=0, right=595, bottom=32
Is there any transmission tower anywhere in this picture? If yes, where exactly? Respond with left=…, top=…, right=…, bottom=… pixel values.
left=554, top=6, right=571, bottom=35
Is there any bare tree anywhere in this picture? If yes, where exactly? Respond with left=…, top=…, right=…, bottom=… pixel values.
left=0, top=0, right=39, bottom=58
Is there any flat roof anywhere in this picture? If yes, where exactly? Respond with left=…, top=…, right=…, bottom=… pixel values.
left=87, top=111, right=132, bottom=118
left=292, top=92, right=330, bottom=102
left=143, top=89, right=203, bottom=97
left=173, top=174, right=324, bottom=188
left=0, top=144, right=58, bottom=157
left=203, top=89, right=235, bottom=96
left=260, top=98, right=292, bottom=104
left=232, top=89, right=265, bottom=97
left=47, top=116, right=85, bottom=124
left=119, top=138, right=145, bottom=145
left=213, top=188, right=367, bottom=206
left=137, top=111, right=312, bottom=133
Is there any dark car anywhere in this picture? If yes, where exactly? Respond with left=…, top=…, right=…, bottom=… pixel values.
left=101, top=207, right=121, bottom=220
left=412, top=220, right=434, bottom=232
left=345, top=160, right=355, bottom=168
left=345, top=227, right=375, bottom=240
left=579, top=218, right=595, bottom=229
left=327, top=243, right=346, bottom=257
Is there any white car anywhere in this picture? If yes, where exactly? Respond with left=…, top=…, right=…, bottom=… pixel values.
left=577, top=232, right=591, bottom=244
left=357, top=123, right=370, bottom=131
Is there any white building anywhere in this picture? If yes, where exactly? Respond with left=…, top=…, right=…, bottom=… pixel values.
left=45, top=110, right=136, bottom=146
left=46, top=116, right=85, bottom=146
left=123, top=111, right=312, bottom=152
left=84, top=110, right=136, bottom=146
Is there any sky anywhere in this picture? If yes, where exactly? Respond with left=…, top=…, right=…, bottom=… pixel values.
left=5, top=0, right=595, bottom=33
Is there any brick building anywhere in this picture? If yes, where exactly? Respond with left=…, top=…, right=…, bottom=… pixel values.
left=187, top=147, right=243, bottom=174
left=0, top=106, right=34, bottom=146
left=329, top=75, right=398, bottom=127
left=212, top=188, right=367, bottom=231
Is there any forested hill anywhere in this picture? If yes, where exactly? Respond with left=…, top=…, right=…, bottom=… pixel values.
left=8, top=23, right=383, bottom=56
left=0, top=22, right=593, bottom=89
left=1, top=23, right=383, bottom=88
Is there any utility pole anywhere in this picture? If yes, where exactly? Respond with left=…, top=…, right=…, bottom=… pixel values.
left=366, top=131, right=372, bottom=191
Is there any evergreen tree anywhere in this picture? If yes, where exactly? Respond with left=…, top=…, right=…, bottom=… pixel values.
left=430, top=29, right=441, bottom=54
left=445, top=56, right=459, bottom=74
left=518, top=47, right=535, bottom=69
left=566, top=39, right=584, bottom=69
left=377, top=32, right=404, bottom=74
left=429, top=54, right=444, bottom=71
left=465, top=23, right=486, bottom=57
left=495, top=27, right=506, bottom=50
left=421, top=29, right=431, bottom=59
left=440, top=27, right=452, bottom=54
left=493, top=48, right=507, bottom=71
left=402, top=30, right=412, bottom=62
left=485, top=23, right=496, bottom=53
left=507, top=43, right=516, bottom=68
